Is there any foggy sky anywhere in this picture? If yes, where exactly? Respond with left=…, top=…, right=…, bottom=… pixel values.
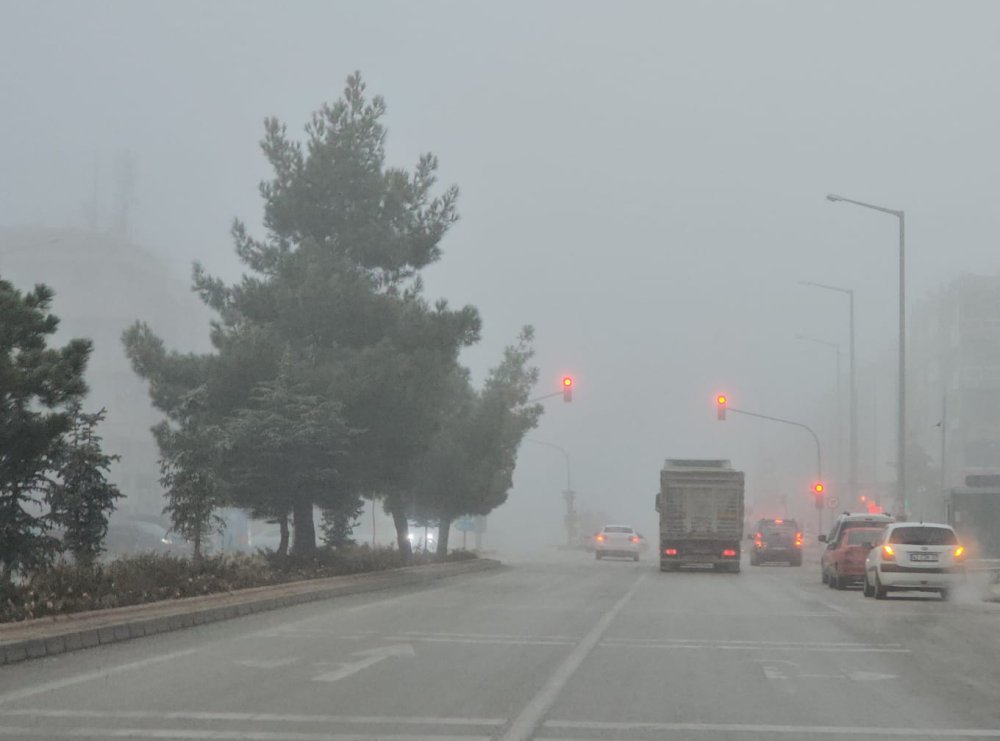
left=3, top=0, right=1000, bottom=548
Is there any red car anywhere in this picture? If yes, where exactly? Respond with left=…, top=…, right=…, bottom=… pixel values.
left=824, top=527, right=884, bottom=589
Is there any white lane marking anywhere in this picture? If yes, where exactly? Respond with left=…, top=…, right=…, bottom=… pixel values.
left=0, top=647, right=199, bottom=705
left=235, top=658, right=299, bottom=669
left=497, top=572, right=645, bottom=741
left=604, top=636, right=902, bottom=648
left=312, top=644, right=415, bottom=682
left=600, top=640, right=909, bottom=653
left=543, top=720, right=1000, bottom=737
left=400, top=631, right=581, bottom=642
left=387, top=635, right=575, bottom=646
left=0, top=709, right=504, bottom=726
left=0, top=727, right=491, bottom=740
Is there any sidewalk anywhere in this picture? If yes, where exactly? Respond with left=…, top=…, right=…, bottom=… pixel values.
left=0, top=558, right=501, bottom=666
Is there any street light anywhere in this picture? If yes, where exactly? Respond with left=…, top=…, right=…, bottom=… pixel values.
left=826, top=193, right=907, bottom=516
left=795, top=334, right=842, bottom=490
left=799, top=280, right=857, bottom=506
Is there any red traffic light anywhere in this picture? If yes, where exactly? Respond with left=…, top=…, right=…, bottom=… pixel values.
left=716, top=394, right=728, bottom=421
left=562, top=376, right=573, bottom=403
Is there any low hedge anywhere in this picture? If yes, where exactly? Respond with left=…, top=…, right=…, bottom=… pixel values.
left=0, top=545, right=477, bottom=624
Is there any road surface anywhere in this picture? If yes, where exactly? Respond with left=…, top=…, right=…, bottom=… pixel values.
left=3, top=548, right=1000, bottom=740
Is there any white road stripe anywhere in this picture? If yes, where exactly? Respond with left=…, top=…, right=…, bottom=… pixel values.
left=497, top=572, right=646, bottom=741
left=400, top=631, right=581, bottom=642
left=0, top=727, right=490, bottom=740
left=0, top=647, right=199, bottom=705
left=543, top=720, right=1000, bottom=737
left=603, top=637, right=902, bottom=648
left=387, top=635, right=575, bottom=646
left=600, top=641, right=910, bottom=653
left=0, top=709, right=504, bottom=726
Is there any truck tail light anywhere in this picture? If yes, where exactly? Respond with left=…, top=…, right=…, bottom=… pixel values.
left=795, top=533, right=803, bottom=547
left=664, top=548, right=678, bottom=556
left=722, top=549, right=737, bottom=558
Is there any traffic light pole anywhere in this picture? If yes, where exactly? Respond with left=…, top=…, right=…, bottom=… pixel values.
left=726, top=407, right=825, bottom=535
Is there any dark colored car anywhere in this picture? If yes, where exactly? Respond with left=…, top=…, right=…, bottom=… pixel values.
left=819, top=512, right=894, bottom=585
left=749, top=518, right=802, bottom=566
left=824, top=526, right=883, bottom=589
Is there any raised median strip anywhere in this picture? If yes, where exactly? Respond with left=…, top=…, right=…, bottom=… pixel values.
left=0, top=558, right=501, bottom=666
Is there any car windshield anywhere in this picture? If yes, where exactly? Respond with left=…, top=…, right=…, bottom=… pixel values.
left=888, top=527, right=959, bottom=546
left=846, top=529, right=882, bottom=545
left=5, top=4, right=999, bottom=738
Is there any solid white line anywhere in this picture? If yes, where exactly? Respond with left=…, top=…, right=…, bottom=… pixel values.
left=602, top=636, right=902, bottom=648
left=400, top=631, right=581, bottom=642
left=599, top=641, right=909, bottom=653
left=387, top=635, right=575, bottom=646
left=0, top=727, right=491, bottom=740
left=0, top=709, right=504, bottom=726
left=497, top=573, right=645, bottom=741
left=543, top=720, right=1000, bottom=737
left=0, top=647, right=199, bottom=704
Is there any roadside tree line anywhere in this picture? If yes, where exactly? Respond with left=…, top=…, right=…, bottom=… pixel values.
left=123, top=74, right=542, bottom=560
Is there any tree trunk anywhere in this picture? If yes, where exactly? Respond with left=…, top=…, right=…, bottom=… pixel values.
left=291, top=499, right=316, bottom=558
left=276, top=513, right=289, bottom=558
left=193, top=528, right=202, bottom=563
left=436, top=516, right=451, bottom=557
left=387, top=496, right=411, bottom=559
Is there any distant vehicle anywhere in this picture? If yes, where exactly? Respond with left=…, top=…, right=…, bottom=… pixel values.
left=594, top=525, right=641, bottom=561
left=104, top=518, right=190, bottom=559
left=946, top=475, right=1000, bottom=559
left=823, top=526, right=883, bottom=589
left=864, top=522, right=966, bottom=600
left=819, top=512, right=895, bottom=585
left=656, top=459, right=744, bottom=573
left=749, top=518, right=802, bottom=566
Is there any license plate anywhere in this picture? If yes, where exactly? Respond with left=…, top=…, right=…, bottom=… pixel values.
left=910, top=552, right=938, bottom=562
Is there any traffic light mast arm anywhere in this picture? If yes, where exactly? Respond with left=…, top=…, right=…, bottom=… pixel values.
left=727, top=407, right=822, bottom=480
left=525, top=391, right=565, bottom=404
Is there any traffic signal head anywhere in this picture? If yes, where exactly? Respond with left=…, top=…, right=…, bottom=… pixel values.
left=812, top=481, right=825, bottom=510
left=562, top=375, right=573, bottom=403
left=716, top=394, right=728, bottom=421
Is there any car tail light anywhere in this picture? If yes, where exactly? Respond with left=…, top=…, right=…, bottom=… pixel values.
left=882, top=544, right=895, bottom=561
left=954, top=545, right=965, bottom=561
left=664, top=548, right=678, bottom=556
left=595, top=534, right=605, bottom=542
left=630, top=536, right=640, bottom=543
left=795, top=532, right=803, bottom=547
left=722, top=549, right=737, bottom=558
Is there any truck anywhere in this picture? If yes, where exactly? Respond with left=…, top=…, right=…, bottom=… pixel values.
left=946, top=475, right=1000, bottom=560
left=655, top=459, right=745, bottom=573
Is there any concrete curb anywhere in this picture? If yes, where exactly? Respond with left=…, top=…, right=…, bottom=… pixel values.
left=0, top=558, right=501, bottom=666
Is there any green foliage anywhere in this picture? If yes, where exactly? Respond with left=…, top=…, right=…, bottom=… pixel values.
left=320, top=496, right=365, bottom=549
left=1, top=546, right=477, bottom=623
left=47, top=403, right=123, bottom=566
left=411, top=327, right=543, bottom=552
left=0, top=278, right=91, bottom=582
left=154, top=389, right=226, bottom=560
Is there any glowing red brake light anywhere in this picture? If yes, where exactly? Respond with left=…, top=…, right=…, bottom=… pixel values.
left=630, top=536, right=640, bottom=543
left=882, top=544, right=895, bottom=561
left=595, top=534, right=605, bottom=542
left=664, top=548, right=678, bottom=556
left=722, top=549, right=737, bottom=558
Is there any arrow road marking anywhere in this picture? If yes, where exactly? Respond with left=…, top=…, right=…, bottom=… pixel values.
left=312, top=644, right=415, bottom=683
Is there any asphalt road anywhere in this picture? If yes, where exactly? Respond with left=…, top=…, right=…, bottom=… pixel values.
left=3, top=548, right=1000, bottom=740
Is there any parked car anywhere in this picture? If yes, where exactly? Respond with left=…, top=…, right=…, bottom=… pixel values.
left=824, top=526, right=884, bottom=589
left=749, top=518, right=802, bottom=566
left=864, top=522, right=966, bottom=600
left=594, top=525, right=641, bottom=561
left=819, top=512, right=895, bottom=584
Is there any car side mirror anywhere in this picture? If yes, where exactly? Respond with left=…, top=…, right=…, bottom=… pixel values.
left=817, top=534, right=827, bottom=543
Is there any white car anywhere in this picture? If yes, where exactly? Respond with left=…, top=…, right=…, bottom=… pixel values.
left=594, top=525, right=641, bottom=561
left=863, top=522, right=966, bottom=600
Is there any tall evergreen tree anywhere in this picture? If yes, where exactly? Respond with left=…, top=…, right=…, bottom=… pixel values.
left=0, top=278, right=90, bottom=582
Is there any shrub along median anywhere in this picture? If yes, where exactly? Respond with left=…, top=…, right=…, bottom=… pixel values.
left=1, top=546, right=477, bottom=624
left=0, top=549, right=497, bottom=666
